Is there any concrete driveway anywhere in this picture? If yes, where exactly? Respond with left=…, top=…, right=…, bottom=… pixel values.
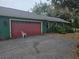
left=0, top=34, right=79, bottom=59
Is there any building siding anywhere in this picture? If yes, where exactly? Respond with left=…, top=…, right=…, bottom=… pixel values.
left=42, top=21, right=48, bottom=33
left=0, top=16, right=10, bottom=39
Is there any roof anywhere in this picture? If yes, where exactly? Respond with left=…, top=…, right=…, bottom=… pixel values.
left=0, top=6, right=69, bottom=23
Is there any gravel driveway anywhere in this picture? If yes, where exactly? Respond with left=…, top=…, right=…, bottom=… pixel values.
left=0, top=34, right=79, bottom=59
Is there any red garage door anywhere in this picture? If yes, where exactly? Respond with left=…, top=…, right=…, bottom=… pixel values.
left=11, top=21, right=41, bottom=38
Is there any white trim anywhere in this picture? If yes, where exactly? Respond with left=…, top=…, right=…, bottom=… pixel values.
left=9, top=19, right=12, bottom=38
left=9, top=19, right=43, bottom=38
left=41, top=22, right=43, bottom=33
left=10, top=19, right=42, bottom=22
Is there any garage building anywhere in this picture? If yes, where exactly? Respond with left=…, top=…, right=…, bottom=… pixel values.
left=0, top=6, right=69, bottom=39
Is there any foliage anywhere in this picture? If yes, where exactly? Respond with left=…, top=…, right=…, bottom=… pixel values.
left=32, top=0, right=79, bottom=32
left=50, top=0, right=79, bottom=28
left=32, top=2, right=56, bottom=17
left=52, top=24, right=74, bottom=33
left=55, top=25, right=66, bottom=33
left=64, top=25, right=74, bottom=33
left=32, top=2, right=49, bottom=16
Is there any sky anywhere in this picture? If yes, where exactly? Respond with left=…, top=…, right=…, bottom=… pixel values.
left=0, top=0, right=47, bottom=11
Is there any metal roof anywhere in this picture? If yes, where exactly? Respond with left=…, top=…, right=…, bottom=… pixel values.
left=0, top=6, right=69, bottom=23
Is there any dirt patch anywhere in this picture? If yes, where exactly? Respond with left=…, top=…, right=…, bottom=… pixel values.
left=57, top=32, right=79, bottom=59
left=58, top=33, right=79, bottom=40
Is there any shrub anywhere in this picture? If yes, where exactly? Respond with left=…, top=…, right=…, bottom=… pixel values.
left=65, top=26, right=74, bottom=33
left=55, top=25, right=66, bottom=34
left=50, top=23, right=74, bottom=33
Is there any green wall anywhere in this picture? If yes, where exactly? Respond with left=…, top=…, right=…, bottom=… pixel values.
left=0, top=16, right=10, bottom=39
left=42, top=21, right=48, bottom=33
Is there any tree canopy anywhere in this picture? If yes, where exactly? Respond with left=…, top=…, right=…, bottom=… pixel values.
left=32, top=2, right=48, bottom=16
left=32, top=0, right=79, bottom=28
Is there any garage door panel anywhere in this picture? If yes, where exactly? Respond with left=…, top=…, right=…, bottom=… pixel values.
left=11, top=21, right=41, bottom=38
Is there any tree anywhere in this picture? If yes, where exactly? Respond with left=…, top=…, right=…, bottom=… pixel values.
left=51, top=0, right=79, bottom=31
left=32, top=2, right=48, bottom=16
left=32, top=2, right=56, bottom=17
left=32, top=0, right=79, bottom=29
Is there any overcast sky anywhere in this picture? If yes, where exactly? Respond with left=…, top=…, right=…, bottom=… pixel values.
left=0, top=0, right=47, bottom=11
